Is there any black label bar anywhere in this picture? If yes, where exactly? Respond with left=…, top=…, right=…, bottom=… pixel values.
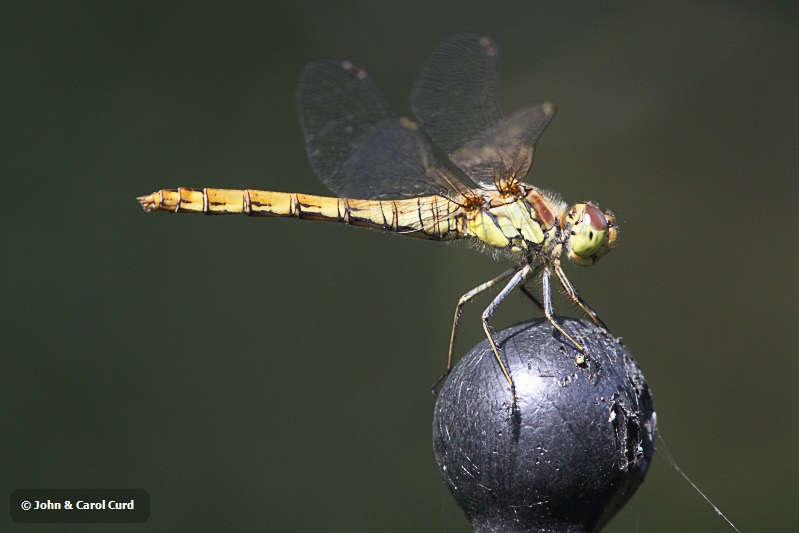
left=10, top=489, right=149, bottom=523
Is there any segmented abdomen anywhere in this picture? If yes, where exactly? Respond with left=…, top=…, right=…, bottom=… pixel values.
left=138, top=188, right=466, bottom=241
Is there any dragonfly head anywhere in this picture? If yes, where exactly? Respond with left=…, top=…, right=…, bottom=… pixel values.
left=563, top=202, right=618, bottom=267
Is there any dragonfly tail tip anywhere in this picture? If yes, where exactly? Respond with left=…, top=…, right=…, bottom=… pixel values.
left=137, top=194, right=157, bottom=211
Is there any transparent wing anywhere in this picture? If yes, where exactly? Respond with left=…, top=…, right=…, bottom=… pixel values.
left=411, top=34, right=502, bottom=159
left=296, top=59, right=469, bottom=201
left=448, top=103, right=557, bottom=190
left=411, top=33, right=556, bottom=190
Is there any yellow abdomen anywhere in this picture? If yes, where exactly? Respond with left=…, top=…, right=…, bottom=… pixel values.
left=138, top=187, right=466, bottom=241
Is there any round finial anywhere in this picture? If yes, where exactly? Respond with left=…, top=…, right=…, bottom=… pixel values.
left=433, top=318, right=656, bottom=532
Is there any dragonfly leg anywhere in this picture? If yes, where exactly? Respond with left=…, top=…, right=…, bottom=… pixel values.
left=553, top=262, right=611, bottom=332
left=542, top=266, right=591, bottom=365
left=480, top=265, right=535, bottom=394
left=432, top=267, right=517, bottom=395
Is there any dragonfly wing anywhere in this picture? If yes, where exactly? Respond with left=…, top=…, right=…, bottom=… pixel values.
left=297, top=59, right=468, bottom=201
left=411, top=34, right=502, bottom=162
left=449, top=103, right=557, bottom=190
left=411, top=34, right=556, bottom=190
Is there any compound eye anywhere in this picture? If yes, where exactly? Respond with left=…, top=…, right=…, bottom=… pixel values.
left=570, top=204, right=608, bottom=257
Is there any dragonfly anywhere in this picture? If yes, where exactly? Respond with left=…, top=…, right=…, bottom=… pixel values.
left=138, top=34, right=618, bottom=397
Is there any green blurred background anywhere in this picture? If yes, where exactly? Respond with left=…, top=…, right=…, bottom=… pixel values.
left=3, top=1, right=797, bottom=531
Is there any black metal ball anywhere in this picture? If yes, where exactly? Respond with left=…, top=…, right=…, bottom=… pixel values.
left=433, top=318, right=656, bottom=532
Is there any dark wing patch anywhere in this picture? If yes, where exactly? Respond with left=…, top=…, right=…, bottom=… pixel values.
left=297, top=59, right=467, bottom=201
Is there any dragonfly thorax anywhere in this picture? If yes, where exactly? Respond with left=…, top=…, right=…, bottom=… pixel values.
left=466, top=187, right=562, bottom=256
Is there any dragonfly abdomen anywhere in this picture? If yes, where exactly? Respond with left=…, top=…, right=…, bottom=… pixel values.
left=138, top=188, right=465, bottom=241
